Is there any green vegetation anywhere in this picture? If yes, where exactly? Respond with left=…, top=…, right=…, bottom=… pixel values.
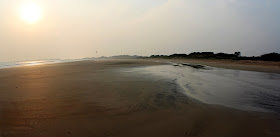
left=93, top=52, right=280, bottom=61
left=149, top=52, right=280, bottom=61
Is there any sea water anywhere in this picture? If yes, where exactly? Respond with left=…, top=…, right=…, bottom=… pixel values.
left=0, top=59, right=83, bottom=69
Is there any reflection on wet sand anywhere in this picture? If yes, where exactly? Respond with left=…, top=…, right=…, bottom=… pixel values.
left=129, top=63, right=280, bottom=113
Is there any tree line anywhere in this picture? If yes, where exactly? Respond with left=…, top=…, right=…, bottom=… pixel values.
left=94, top=52, right=280, bottom=61
left=149, top=52, right=280, bottom=61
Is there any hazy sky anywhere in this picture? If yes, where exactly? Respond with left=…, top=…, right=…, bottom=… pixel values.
left=0, top=0, right=280, bottom=61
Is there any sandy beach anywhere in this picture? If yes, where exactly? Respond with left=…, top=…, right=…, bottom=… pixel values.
left=1, top=59, right=280, bottom=137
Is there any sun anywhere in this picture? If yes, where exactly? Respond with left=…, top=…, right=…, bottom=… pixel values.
left=20, top=3, right=42, bottom=24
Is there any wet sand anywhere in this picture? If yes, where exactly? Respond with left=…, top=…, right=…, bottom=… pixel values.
left=156, top=59, right=280, bottom=74
left=0, top=59, right=280, bottom=137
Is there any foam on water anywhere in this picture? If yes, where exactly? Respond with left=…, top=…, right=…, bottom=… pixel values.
left=127, top=63, right=280, bottom=113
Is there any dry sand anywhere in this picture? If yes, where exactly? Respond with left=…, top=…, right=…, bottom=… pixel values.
left=0, top=59, right=280, bottom=137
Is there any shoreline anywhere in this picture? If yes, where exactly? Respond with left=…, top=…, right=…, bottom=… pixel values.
left=1, top=58, right=280, bottom=74
left=0, top=59, right=85, bottom=70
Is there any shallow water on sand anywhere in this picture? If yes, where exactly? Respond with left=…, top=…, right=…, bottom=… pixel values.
left=128, top=63, right=280, bottom=113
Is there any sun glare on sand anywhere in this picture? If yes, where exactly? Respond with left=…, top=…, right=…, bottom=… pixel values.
left=20, top=3, right=42, bottom=24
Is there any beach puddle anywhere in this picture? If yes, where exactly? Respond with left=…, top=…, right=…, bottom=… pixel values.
left=126, top=63, right=280, bottom=113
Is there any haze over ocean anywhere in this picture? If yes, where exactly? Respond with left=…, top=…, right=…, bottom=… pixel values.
left=1, top=0, right=280, bottom=62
